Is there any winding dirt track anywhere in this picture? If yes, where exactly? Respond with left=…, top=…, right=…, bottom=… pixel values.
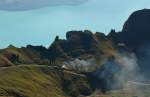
left=0, top=65, right=86, bottom=77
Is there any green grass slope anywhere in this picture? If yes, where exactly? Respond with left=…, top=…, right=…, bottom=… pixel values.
left=0, top=65, right=65, bottom=97
left=0, top=46, right=33, bottom=67
left=0, top=65, right=91, bottom=97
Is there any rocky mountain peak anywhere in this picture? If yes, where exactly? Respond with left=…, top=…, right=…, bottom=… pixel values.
left=120, top=9, right=150, bottom=48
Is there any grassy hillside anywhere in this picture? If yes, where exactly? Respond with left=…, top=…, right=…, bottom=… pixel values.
left=0, top=46, right=33, bottom=67
left=0, top=65, right=91, bottom=97
left=0, top=45, right=51, bottom=67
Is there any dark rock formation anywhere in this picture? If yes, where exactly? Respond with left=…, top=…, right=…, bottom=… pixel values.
left=120, top=9, right=150, bottom=49
left=48, top=30, right=105, bottom=59
left=107, top=29, right=121, bottom=44
left=118, top=9, right=150, bottom=76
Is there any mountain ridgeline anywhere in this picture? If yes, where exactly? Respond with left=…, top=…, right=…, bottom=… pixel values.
left=0, top=9, right=150, bottom=97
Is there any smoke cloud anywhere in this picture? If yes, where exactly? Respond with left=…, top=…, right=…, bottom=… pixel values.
left=64, top=58, right=97, bottom=71
left=63, top=46, right=150, bottom=95
left=115, top=53, right=139, bottom=81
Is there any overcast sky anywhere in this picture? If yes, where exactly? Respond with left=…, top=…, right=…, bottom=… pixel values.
left=0, top=0, right=150, bottom=48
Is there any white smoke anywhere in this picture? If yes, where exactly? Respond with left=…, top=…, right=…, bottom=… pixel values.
left=115, top=53, right=139, bottom=82
left=64, top=58, right=97, bottom=71
left=63, top=50, right=149, bottom=95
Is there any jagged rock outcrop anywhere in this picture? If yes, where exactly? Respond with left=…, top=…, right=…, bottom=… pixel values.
left=48, top=30, right=105, bottom=59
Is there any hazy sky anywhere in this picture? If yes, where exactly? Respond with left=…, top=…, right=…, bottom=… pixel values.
left=0, top=0, right=150, bottom=48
